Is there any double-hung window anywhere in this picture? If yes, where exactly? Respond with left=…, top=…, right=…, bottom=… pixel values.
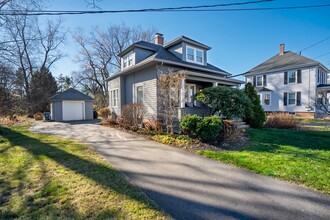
left=186, top=46, right=204, bottom=64
left=110, top=89, right=118, bottom=107
left=122, top=52, right=134, bottom=69
left=288, top=92, right=296, bottom=105
left=288, top=71, right=296, bottom=83
left=256, top=76, right=263, bottom=87
left=136, top=86, right=144, bottom=104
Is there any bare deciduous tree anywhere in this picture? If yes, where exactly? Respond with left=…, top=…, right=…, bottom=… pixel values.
left=158, top=70, right=186, bottom=134
left=73, top=23, right=156, bottom=109
left=0, top=1, right=66, bottom=114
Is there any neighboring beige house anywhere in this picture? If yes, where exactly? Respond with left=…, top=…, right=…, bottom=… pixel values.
left=107, top=33, right=244, bottom=125
left=245, top=44, right=330, bottom=118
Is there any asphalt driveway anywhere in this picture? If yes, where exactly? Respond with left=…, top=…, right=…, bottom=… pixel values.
left=30, top=121, right=330, bottom=220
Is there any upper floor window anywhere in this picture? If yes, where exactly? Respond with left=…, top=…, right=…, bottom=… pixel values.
left=122, top=52, right=134, bottom=69
left=256, top=76, right=263, bottom=87
left=186, top=46, right=204, bottom=64
left=288, top=71, right=296, bottom=83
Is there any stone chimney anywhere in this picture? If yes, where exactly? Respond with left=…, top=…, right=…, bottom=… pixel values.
left=154, top=33, right=164, bottom=45
left=280, top=43, right=285, bottom=55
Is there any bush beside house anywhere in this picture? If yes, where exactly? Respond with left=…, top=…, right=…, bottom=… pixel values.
left=180, top=115, right=222, bottom=142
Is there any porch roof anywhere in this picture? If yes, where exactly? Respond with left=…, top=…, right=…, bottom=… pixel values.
left=186, top=71, right=244, bottom=86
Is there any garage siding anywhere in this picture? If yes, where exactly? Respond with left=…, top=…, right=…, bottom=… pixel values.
left=52, top=101, right=63, bottom=121
left=85, top=101, right=93, bottom=120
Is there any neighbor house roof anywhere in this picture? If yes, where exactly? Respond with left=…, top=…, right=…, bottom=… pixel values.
left=256, top=87, right=272, bottom=92
left=245, top=51, right=327, bottom=76
left=50, top=88, right=94, bottom=101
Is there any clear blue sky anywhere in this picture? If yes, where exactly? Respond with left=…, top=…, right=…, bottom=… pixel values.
left=47, top=0, right=330, bottom=80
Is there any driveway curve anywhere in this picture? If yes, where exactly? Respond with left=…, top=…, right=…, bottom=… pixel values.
left=30, top=121, right=330, bottom=220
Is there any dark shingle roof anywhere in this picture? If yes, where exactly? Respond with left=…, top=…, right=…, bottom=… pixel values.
left=152, top=47, right=228, bottom=74
left=50, top=88, right=94, bottom=101
left=164, top=35, right=211, bottom=50
left=118, top=41, right=162, bottom=57
left=245, top=51, right=319, bottom=75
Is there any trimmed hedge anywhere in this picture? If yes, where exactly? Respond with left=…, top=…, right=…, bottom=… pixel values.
left=180, top=115, right=222, bottom=142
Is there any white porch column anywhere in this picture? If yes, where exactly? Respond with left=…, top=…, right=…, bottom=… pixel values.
left=213, top=82, right=218, bottom=87
left=180, top=78, right=186, bottom=108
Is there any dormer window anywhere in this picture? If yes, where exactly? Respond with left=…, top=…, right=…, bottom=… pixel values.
left=186, top=46, right=204, bottom=65
left=122, top=51, right=134, bottom=69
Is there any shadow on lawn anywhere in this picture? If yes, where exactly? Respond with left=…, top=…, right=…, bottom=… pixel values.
left=0, top=126, right=159, bottom=219
left=246, top=128, right=330, bottom=152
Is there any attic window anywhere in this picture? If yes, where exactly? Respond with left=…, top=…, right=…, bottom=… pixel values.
left=122, top=52, right=134, bottom=69
left=186, top=46, right=204, bottom=64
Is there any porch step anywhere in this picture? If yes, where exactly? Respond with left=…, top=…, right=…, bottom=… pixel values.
left=229, top=119, right=250, bottom=129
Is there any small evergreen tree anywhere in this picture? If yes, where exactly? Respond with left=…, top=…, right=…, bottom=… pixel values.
left=30, top=67, right=58, bottom=113
left=243, top=83, right=266, bottom=128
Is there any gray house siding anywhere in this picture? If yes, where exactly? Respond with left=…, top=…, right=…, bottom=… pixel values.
left=108, top=76, right=121, bottom=116
left=85, top=101, right=93, bottom=120
left=51, top=101, right=63, bottom=121
left=135, top=48, right=154, bottom=64
left=124, top=67, right=158, bottom=120
left=168, top=43, right=183, bottom=60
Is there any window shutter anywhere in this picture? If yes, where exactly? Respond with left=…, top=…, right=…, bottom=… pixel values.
left=263, top=75, right=267, bottom=86
left=253, top=76, right=256, bottom=86
left=284, top=92, right=287, bottom=106
left=297, top=70, right=302, bottom=83
left=284, top=72, right=288, bottom=84
left=297, top=92, right=301, bottom=106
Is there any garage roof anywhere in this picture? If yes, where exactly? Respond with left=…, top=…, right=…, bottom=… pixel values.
left=50, top=88, right=94, bottom=101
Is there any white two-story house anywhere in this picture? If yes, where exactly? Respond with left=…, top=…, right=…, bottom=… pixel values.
left=245, top=44, right=330, bottom=118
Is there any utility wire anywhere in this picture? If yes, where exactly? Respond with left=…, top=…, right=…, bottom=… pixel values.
left=299, top=36, right=330, bottom=53
left=2, top=2, right=330, bottom=16
left=0, top=0, right=274, bottom=15
left=313, top=51, right=330, bottom=60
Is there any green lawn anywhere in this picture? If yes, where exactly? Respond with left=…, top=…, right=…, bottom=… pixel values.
left=198, top=128, right=330, bottom=194
left=0, top=125, right=169, bottom=219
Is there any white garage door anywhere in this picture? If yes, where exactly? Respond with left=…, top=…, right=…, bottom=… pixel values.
left=62, top=101, right=85, bottom=121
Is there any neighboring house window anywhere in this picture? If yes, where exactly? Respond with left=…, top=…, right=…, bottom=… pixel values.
left=263, top=93, right=271, bottom=106
left=122, top=52, right=134, bottom=69
left=136, top=86, right=144, bottom=104
left=288, top=71, right=296, bottom=83
left=110, top=89, right=118, bottom=107
left=186, top=46, right=204, bottom=64
left=256, top=76, right=263, bottom=87
left=327, top=73, right=330, bottom=81
left=288, top=92, right=296, bottom=105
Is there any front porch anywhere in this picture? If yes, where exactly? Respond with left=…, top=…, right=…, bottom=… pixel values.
left=177, top=72, right=243, bottom=120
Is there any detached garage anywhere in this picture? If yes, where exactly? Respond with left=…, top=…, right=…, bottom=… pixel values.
left=50, top=88, right=94, bottom=122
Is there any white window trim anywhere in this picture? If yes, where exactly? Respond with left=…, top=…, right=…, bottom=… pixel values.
left=263, top=92, right=271, bottom=106
left=122, top=51, right=135, bottom=70
left=256, top=75, right=263, bottom=87
left=110, top=88, right=119, bottom=107
left=133, top=83, right=144, bottom=104
left=186, top=46, right=204, bottom=65
left=288, top=71, right=297, bottom=84
left=288, top=92, right=296, bottom=106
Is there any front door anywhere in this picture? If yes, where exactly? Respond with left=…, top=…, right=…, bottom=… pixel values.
left=186, top=83, right=196, bottom=107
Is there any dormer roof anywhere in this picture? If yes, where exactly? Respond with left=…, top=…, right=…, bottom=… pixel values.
left=164, top=35, right=211, bottom=50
